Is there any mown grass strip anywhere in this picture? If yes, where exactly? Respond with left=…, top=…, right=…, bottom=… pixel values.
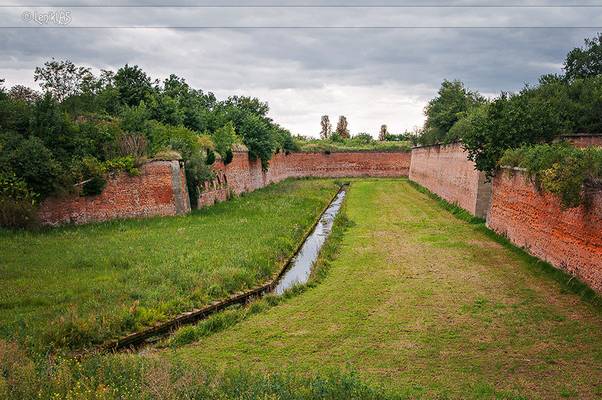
left=408, top=178, right=602, bottom=309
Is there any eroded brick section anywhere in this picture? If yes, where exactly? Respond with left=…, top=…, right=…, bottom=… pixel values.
left=197, top=168, right=230, bottom=208
left=39, top=160, right=190, bottom=225
left=487, top=170, right=602, bottom=293
left=198, top=151, right=411, bottom=207
left=409, top=143, right=491, bottom=217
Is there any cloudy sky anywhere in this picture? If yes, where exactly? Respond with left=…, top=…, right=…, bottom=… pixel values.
left=1, top=0, right=601, bottom=137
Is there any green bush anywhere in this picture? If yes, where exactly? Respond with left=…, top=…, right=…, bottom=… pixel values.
left=238, top=114, right=275, bottom=170
left=499, top=143, right=602, bottom=208
left=205, top=149, right=216, bottom=165
left=350, top=132, right=374, bottom=145
left=0, top=134, right=64, bottom=198
left=72, top=156, right=107, bottom=196
left=0, top=173, right=38, bottom=229
left=185, top=151, right=215, bottom=208
left=104, top=155, right=140, bottom=176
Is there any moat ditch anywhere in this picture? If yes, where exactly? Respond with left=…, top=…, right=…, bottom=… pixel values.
left=274, top=188, right=346, bottom=294
left=106, top=184, right=347, bottom=352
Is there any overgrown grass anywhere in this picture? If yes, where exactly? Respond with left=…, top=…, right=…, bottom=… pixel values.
left=0, top=179, right=340, bottom=352
left=0, top=339, right=399, bottom=400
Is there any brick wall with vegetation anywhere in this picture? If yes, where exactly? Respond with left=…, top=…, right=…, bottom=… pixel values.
left=487, top=169, right=602, bottom=293
left=38, top=160, right=190, bottom=225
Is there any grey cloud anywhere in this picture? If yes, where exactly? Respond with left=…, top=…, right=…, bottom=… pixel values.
left=0, top=1, right=599, bottom=135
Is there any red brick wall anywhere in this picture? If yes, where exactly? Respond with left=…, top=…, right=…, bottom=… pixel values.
left=39, top=160, right=190, bottom=226
left=409, top=143, right=492, bottom=217
left=198, top=151, right=411, bottom=207
left=561, top=134, right=602, bottom=148
left=268, top=151, right=411, bottom=180
left=487, top=170, right=602, bottom=293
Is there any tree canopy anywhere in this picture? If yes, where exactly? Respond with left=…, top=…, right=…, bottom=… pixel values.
left=0, top=61, right=297, bottom=225
left=417, top=34, right=602, bottom=178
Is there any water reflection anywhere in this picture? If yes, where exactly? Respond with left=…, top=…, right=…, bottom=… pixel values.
left=274, top=189, right=346, bottom=295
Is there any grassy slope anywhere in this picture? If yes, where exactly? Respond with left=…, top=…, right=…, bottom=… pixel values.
left=172, top=179, right=602, bottom=399
left=0, top=179, right=339, bottom=351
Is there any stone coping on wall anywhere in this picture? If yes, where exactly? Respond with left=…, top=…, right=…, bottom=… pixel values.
left=411, top=141, right=462, bottom=150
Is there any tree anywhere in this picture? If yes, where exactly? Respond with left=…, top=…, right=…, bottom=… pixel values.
left=0, top=85, right=32, bottom=134
left=564, top=33, right=602, bottom=81
left=152, top=94, right=184, bottom=126
left=238, top=114, right=274, bottom=170
left=379, top=124, right=388, bottom=141
left=335, top=116, right=350, bottom=139
left=212, top=121, right=236, bottom=161
left=320, top=115, right=332, bottom=139
left=34, top=59, right=94, bottom=101
left=8, top=85, right=40, bottom=103
left=272, top=124, right=298, bottom=153
left=119, top=101, right=150, bottom=133
left=422, top=80, right=484, bottom=145
left=459, top=88, right=561, bottom=178
left=113, top=64, right=153, bottom=107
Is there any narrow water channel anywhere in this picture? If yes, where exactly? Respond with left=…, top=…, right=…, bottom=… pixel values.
left=273, top=188, right=347, bottom=295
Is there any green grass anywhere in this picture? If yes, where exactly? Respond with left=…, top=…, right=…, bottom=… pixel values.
left=0, top=179, right=340, bottom=352
left=164, top=179, right=602, bottom=399
left=295, top=140, right=412, bottom=153
left=408, top=179, right=602, bottom=307
left=2, top=178, right=602, bottom=399
left=164, top=200, right=353, bottom=348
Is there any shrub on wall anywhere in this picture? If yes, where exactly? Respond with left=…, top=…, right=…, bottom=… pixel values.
left=71, top=156, right=140, bottom=197
left=499, top=143, right=602, bottom=208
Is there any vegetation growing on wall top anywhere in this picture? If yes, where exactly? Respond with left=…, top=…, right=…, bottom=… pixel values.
left=294, top=134, right=412, bottom=153
left=500, top=143, right=602, bottom=208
